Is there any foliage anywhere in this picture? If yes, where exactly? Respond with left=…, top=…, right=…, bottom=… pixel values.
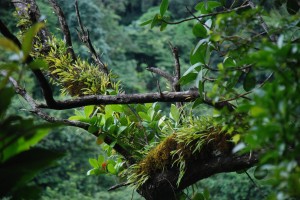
left=1, top=0, right=300, bottom=199
left=0, top=26, right=62, bottom=199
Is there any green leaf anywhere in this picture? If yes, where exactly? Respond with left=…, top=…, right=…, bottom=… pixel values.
left=84, top=105, right=94, bottom=118
left=223, top=57, right=236, bottom=68
left=151, top=14, right=159, bottom=29
left=138, top=112, right=151, bottom=121
left=117, top=126, right=127, bottom=136
left=190, top=41, right=208, bottom=65
left=88, top=158, right=99, bottom=168
left=22, top=22, right=45, bottom=60
left=28, top=58, right=48, bottom=70
left=140, top=19, right=152, bottom=26
left=0, top=37, right=20, bottom=53
left=98, top=155, right=105, bottom=164
left=107, top=163, right=117, bottom=174
left=192, top=98, right=204, bottom=109
left=192, top=193, right=205, bottom=200
left=170, top=104, right=180, bottom=123
left=195, top=1, right=222, bottom=14
left=160, top=21, right=168, bottom=31
left=179, top=73, right=198, bottom=86
left=193, top=23, right=207, bottom=38
left=243, top=71, right=256, bottom=91
left=160, top=0, right=169, bottom=16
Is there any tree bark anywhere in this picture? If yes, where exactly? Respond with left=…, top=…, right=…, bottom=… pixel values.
left=138, top=152, right=259, bottom=200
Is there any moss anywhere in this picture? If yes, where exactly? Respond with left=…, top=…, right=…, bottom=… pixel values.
left=131, top=117, right=237, bottom=187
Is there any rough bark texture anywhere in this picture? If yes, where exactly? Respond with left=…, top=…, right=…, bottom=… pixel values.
left=138, top=152, right=259, bottom=200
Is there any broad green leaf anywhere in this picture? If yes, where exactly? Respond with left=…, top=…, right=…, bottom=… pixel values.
left=28, top=58, right=48, bottom=70
left=88, top=158, right=99, bottom=168
left=160, top=0, right=169, bottom=16
left=107, top=163, right=117, bottom=174
left=0, top=37, right=20, bottom=53
left=193, top=23, right=207, bottom=38
left=87, top=168, right=102, bottom=175
left=84, top=105, right=94, bottom=118
left=22, top=22, right=45, bottom=60
left=179, top=73, right=198, bottom=86
left=98, top=155, right=105, bottom=164
left=190, top=42, right=208, bottom=65
left=243, top=71, right=256, bottom=91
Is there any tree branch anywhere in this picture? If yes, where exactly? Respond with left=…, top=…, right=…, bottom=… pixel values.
left=74, top=0, right=108, bottom=75
left=36, top=90, right=235, bottom=111
left=48, top=0, right=77, bottom=61
left=138, top=152, right=259, bottom=200
left=162, top=3, right=250, bottom=25
left=146, top=67, right=173, bottom=83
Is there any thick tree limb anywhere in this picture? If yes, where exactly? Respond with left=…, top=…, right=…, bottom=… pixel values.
left=48, top=0, right=77, bottom=61
left=37, top=90, right=235, bottom=111
left=138, top=152, right=259, bottom=200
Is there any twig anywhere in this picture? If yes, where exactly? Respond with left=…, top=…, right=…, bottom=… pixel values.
left=218, top=72, right=273, bottom=103
left=248, top=0, right=276, bottom=42
left=146, top=67, right=173, bottom=83
left=74, top=0, right=108, bottom=75
left=162, top=4, right=250, bottom=25
left=48, top=0, right=77, bottom=61
left=108, top=182, right=131, bottom=191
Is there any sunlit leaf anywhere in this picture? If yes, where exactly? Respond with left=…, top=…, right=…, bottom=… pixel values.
left=89, top=158, right=99, bottom=168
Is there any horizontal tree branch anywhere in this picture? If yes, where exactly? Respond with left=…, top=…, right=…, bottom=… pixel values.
left=37, top=90, right=235, bottom=111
